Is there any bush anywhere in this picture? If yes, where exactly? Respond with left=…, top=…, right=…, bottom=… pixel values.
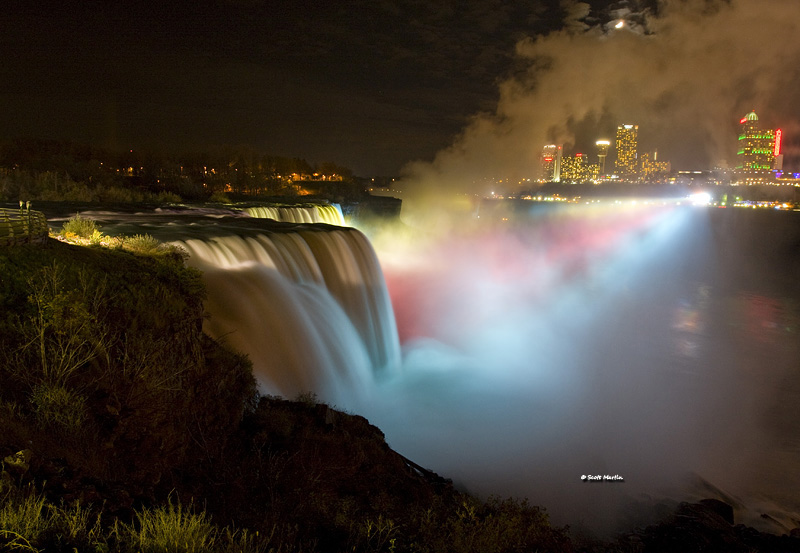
left=98, top=186, right=145, bottom=203
left=154, top=191, right=182, bottom=203
left=60, top=214, right=99, bottom=239
left=209, top=191, right=232, bottom=203
left=30, top=383, right=87, bottom=433
left=39, top=182, right=96, bottom=202
left=123, top=234, right=163, bottom=255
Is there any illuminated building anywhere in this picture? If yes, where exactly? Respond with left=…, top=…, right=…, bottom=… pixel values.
left=595, top=140, right=610, bottom=175
left=559, top=154, right=582, bottom=183
left=736, top=110, right=779, bottom=171
left=774, top=128, right=784, bottom=170
left=540, top=144, right=563, bottom=182
left=614, top=124, right=638, bottom=180
left=640, top=150, right=671, bottom=183
left=560, top=153, right=599, bottom=183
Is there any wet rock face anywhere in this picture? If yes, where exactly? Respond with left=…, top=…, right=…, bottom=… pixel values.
left=617, top=499, right=800, bottom=553
left=697, top=499, right=734, bottom=525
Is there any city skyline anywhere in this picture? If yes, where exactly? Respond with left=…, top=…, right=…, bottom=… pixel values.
left=534, top=109, right=792, bottom=186
left=3, top=1, right=800, bottom=180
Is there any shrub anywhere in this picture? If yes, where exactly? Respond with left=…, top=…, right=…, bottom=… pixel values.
left=295, top=391, right=319, bottom=406
left=18, top=262, right=108, bottom=387
left=60, top=214, right=99, bottom=239
left=89, top=228, right=104, bottom=245
left=30, top=383, right=87, bottom=433
left=123, top=234, right=163, bottom=255
left=209, top=191, right=232, bottom=203
left=155, top=191, right=182, bottom=203
left=98, top=186, right=144, bottom=203
left=40, top=182, right=97, bottom=202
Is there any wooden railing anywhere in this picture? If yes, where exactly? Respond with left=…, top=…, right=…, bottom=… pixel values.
left=0, top=207, right=49, bottom=245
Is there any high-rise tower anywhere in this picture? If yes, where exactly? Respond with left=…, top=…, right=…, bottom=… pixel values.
left=540, top=144, right=563, bottom=182
left=595, top=140, right=610, bottom=175
left=737, top=111, right=777, bottom=171
left=614, top=124, right=638, bottom=180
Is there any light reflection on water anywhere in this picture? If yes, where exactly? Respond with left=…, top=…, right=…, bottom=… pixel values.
left=367, top=205, right=800, bottom=535
left=26, top=200, right=800, bottom=535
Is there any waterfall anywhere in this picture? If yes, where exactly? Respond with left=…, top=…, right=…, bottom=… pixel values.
left=177, top=225, right=399, bottom=402
left=245, top=204, right=345, bottom=226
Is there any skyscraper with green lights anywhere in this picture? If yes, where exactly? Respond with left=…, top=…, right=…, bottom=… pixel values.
left=737, top=110, right=777, bottom=171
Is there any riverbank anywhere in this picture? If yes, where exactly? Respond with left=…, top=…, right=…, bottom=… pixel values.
left=0, top=238, right=571, bottom=552
left=1, top=233, right=799, bottom=552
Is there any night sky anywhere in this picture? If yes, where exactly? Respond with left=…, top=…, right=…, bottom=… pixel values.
left=2, top=0, right=800, bottom=176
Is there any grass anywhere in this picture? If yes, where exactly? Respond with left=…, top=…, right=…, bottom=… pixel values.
left=55, top=217, right=190, bottom=262
left=125, top=497, right=218, bottom=553
left=0, top=490, right=55, bottom=550
left=0, top=490, right=285, bottom=553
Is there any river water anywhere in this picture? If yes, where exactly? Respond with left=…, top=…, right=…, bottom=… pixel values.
left=365, top=203, right=800, bottom=535
left=22, top=199, right=800, bottom=536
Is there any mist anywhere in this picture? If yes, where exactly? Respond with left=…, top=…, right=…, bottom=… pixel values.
left=358, top=204, right=800, bottom=535
left=353, top=0, right=800, bottom=534
left=399, top=0, right=800, bottom=217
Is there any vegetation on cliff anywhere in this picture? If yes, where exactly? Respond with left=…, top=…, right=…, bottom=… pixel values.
left=0, top=238, right=572, bottom=552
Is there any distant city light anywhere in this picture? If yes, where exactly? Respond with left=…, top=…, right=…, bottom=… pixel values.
left=774, top=129, right=782, bottom=156
left=689, top=192, right=712, bottom=206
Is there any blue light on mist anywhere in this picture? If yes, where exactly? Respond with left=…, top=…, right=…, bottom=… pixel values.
left=361, top=203, right=723, bottom=533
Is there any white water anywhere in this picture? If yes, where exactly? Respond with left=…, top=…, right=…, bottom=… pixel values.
left=361, top=204, right=800, bottom=535
left=176, top=227, right=399, bottom=404
left=169, top=203, right=800, bottom=537
left=245, top=204, right=345, bottom=226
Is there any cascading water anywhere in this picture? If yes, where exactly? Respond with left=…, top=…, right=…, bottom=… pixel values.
left=52, top=202, right=800, bottom=537
left=175, top=225, right=399, bottom=403
left=245, top=204, right=345, bottom=226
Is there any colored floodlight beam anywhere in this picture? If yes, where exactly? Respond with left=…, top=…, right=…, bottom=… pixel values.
left=774, top=129, right=782, bottom=156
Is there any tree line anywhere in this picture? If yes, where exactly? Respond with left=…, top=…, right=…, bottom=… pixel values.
left=0, top=138, right=357, bottom=202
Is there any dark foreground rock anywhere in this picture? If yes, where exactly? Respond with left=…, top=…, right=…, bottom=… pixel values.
left=599, top=499, right=800, bottom=553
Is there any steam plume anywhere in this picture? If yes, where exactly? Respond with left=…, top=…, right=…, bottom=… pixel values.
left=400, top=0, right=800, bottom=217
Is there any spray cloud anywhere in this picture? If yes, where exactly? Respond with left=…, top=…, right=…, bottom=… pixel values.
left=400, top=0, right=800, bottom=218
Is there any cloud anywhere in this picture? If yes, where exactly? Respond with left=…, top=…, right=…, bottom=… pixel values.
left=400, top=0, right=800, bottom=207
